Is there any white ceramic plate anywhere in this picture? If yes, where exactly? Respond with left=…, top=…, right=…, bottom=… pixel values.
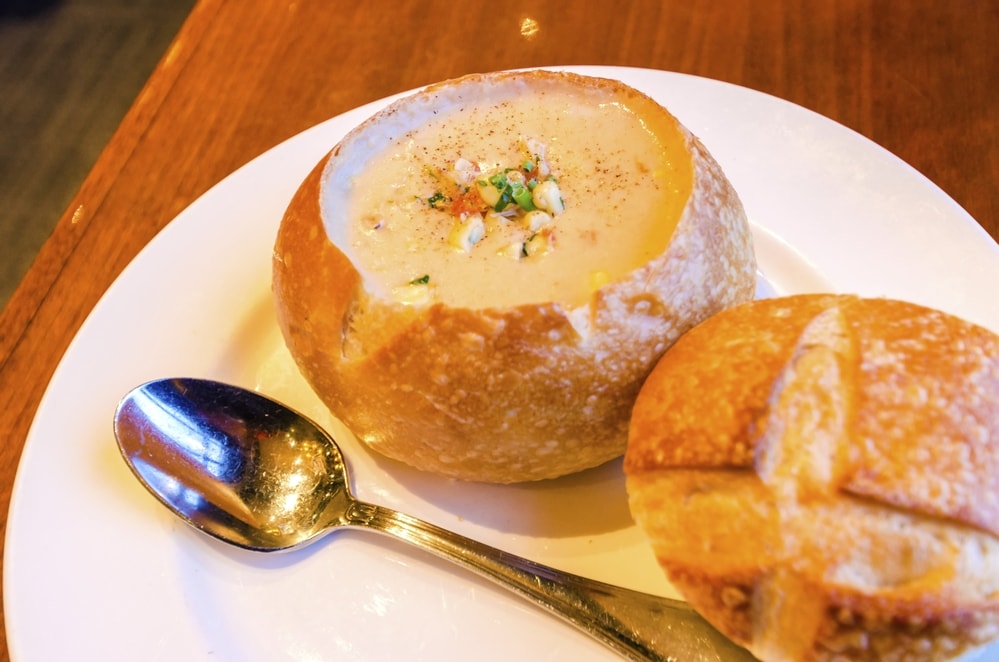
left=5, top=66, right=999, bottom=661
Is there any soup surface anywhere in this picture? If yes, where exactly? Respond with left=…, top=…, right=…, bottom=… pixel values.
left=341, top=79, right=693, bottom=309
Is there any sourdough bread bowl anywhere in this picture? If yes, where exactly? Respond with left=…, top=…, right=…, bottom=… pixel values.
left=625, top=294, right=999, bottom=661
left=273, top=70, right=756, bottom=483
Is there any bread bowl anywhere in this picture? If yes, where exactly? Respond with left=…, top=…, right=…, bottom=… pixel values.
left=625, top=294, right=999, bottom=661
left=273, top=70, right=756, bottom=483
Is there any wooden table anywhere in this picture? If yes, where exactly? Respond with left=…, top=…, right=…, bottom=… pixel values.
left=1, top=0, right=995, bottom=657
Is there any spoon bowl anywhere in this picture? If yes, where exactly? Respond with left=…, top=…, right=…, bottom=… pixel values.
left=114, top=377, right=756, bottom=661
left=115, top=377, right=350, bottom=551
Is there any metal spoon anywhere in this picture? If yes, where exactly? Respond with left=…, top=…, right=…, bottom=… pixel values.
left=113, top=377, right=755, bottom=661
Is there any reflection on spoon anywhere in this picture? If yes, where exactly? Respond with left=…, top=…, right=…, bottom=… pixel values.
left=114, top=377, right=756, bottom=661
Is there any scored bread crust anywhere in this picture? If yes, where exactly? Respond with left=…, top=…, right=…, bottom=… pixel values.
left=625, top=294, right=999, bottom=661
left=273, top=70, right=756, bottom=483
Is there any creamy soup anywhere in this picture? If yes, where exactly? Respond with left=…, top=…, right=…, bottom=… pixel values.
left=335, top=79, right=693, bottom=309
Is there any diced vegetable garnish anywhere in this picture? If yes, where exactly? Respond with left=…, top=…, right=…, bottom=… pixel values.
left=420, top=138, right=565, bottom=258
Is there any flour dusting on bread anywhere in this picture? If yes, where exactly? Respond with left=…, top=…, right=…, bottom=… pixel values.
left=625, top=294, right=999, bottom=661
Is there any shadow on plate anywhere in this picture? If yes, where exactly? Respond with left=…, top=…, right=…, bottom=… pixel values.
left=365, top=446, right=636, bottom=540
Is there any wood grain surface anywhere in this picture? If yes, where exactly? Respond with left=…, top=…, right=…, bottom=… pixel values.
left=1, top=0, right=996, bottom=657
left=0, top=0, right=197, bottom=305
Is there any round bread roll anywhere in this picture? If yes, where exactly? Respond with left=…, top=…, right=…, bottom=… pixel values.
left=273, top=70, right=756, bottom=483
left=625, top=294, right=999, bottom=661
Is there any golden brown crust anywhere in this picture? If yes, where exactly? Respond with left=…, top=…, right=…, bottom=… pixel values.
left=625, top=294, right=999, bottom=660
left=273, top=70, right=756, bottom=483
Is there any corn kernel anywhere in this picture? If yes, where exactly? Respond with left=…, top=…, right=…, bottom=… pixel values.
left=477, top=180, right=501, bottom=207
left=521, top=210, right=553, bottom=232
left=497, top=242, right=524, bottom=260
left=532, top=180, right=564, bottom=215
left=449, top=213, right=486, bottom=252
left=523, top=232, right=552, bottom=257
left=392, top=282, right=433, bottom=306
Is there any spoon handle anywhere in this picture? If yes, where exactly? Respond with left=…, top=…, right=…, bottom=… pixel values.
left=344, top=500, right=755, bottom=661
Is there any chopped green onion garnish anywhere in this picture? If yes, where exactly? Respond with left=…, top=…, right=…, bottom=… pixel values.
left=493, top=188, right=513, bottom=212
left=409, top=274, right=430, bottom=285
left=488, top=172, right=508, bottom=190
left=511, top=184, right=535, bottom=210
